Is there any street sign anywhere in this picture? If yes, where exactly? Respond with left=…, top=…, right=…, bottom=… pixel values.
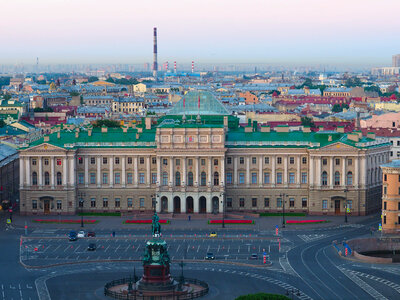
left=6, top=219, right=11, bottom=224
left=345, top=247, right=348, bottom=256
left=378, top=223, right=382, bottom=231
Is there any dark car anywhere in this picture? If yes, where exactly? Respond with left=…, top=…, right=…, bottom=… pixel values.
left=68, top=231, right=77, bottom=241
left=205, top=252, right=215, bottom=260
left=87, top=231, right=96, bottom=237
left=87, top=243, right=96, bottom=251
left=250, top=253, right=258, bottom=260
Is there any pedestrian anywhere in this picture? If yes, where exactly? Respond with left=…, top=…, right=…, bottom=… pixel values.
left=112, top=231, right=115, bottom=237
left=188, top=215, right=191, bottom=222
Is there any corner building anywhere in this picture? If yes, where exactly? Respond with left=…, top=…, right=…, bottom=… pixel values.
left=19, top=91, right=390, bottom=216
left=381, top=160, right=400, bottom=233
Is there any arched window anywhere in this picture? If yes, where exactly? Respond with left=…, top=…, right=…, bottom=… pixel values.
left=346, top=172, right=353, bottom=185
left=214, top=172, right=219, bottom=186
left=56, top=172, right=62, bottom=185
left=32, top=172, right=37, bottom=185
left=175, top=172, right=181, bottom=186
left=162, top=172, right=168, bottom=186
left=334, top=171, right=340, bottom=186
left=44, top=172, right=50, bottom=185
left=188, top=172, right=193, bottom=186
left=201, top=172, right=206, bottom=186
left=321, top=171, right=328, bottom=186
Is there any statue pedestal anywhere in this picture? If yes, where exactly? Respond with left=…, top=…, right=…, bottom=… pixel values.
left=138, top=264, right=177, bottom=291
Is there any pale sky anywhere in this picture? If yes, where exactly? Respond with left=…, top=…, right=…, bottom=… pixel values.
left=0, top=0, right=399, bottom=66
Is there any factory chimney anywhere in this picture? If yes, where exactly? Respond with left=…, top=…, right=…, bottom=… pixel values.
left=174, top=61, right=177, bottom=73
left=153, top=27, right=158, bottom=80
left=192, top=61, right=194, bottom=73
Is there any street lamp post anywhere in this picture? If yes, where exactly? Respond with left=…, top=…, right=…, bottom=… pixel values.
left=220, top=193, right=225, bottom=228
left=344, top=188, right=348, bottom=223
left=280, top=193, right=286, bottom=228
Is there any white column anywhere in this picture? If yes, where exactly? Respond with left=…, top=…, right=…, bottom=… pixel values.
left=259, top=156, right=263, bottom=187
left=26, top=158, right=30, bottom=187
left=182, top=157, right=186, bottom=186
left=195, top=157, right=199, bottom=187
left=146, top=157, right=150, bottom=186
left=156, top=197, right=161, bottom=212
left=220, top=157, right=225, bottom=187
left=38, top=157, right=43, bottom=186
left=133, top=156, right=138, bottom=187
left=168, top=197, right=173, bottom=213
left=296, top=156, right=301, bottom=185
left=271, top=155, right=276, bottom=185
left=234, top=156, right=238, bottom=186
left=245, top=157, right=250, bottom=186
left=96, top=156, right=101, bottom=187
left=194, top=197, right=199, bottom=213
left=51, top=157, right=55, bottom=188
left=316, top=157, right=321, bottom=186
left=329, top=157, right=334, bottom=187
left=361, top=157, right=366, bottom=187
left=309, top=156, right=314, bottom=187
left=20, top=157, right=24, bottom=188
left=355, top=157, right=359, bottom=188
left=70, top=156, right=76, bottom=186
left=206, top=196, right=212, bottom=213
left=63, top=157, right=67, bottom=187
left=208, top=157, right=212, bottom=186
left=181, top=196, right=186, bottom=213
left=156, top=157, right=161, bottom=186
left=84, top=156, right=89, bottom=187
left=342, top=156, right=346, bottom=186
left=122, top=156, right=126, bottom=187
left=169, top=157, right=174, bottom=187
left=109, top=156, right=114, bottom=187
left=284, top=156, right=288, bottom=185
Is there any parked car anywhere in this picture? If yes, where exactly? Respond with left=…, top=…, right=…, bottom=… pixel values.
left=87, top=231, right=96, bottom=237
left=250, top=253, right=258, bottom=260
left=209, top=231, right=217, bottom=238
left=205, top=252, right=215, bottom=260
left=68, top=231, right=77, bottom=241
left=87, top=243, right=96, bottom=251
left=77, top=230, right=85, bottom=238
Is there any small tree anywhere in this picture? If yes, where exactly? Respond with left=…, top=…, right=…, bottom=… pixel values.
left=0, top=119, right=5, bottom=127
left=301, top=116, right=315, bottom=128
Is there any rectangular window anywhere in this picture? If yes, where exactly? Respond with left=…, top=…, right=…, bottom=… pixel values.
left=227, top=172, right=233, bottom=184
left=322, top=158, right=327, bottom=165
left=398, top=175, right=400, bottom=182
left=115, top=157, right=120, bottom=164
left=398, top=202, right=400, bottom=211
left=277, top=157, right=282, bottom=164
left=90, top=198, right=96, bottom=208
left=128, top=157, right=132, bottom=164
left=302, top=157, right=307, bottom=164
left=103, top=157, right=108, bottom=164
left=264, top=172, right=270, bottom=184
left=214, top=159, right=218, bottom=166
left=347, top=158, right=352, bottom=166
left=384, top=201, right=387, bottom=210
left=56, top=159, right=62, bottom=166
left=78, top=173, right=84, bottom=184
left=151, top=173, right=157, bottom=184
left=322, top=200, right=328, bottom=209
left=90, top=173, right=96, bottom=184
left=264, top=198, right=270, bottom=207
left=251, top=173, right=257, bottom=184
left=139, top=157, right=144, bottom=164
left=127, top=173, right=133, bottom=184
left=276, top=172, right=282, bottom=184
left=188, top=159, right=193, bottom=166
left=114, top=173, right=120, bottom=184
left=115, top=198, right=120, bottom=208
left=201, top=159, right=206, bottom=166
left=289, top=172, right=295, bottom=184
left=264, top=157, right=269, bottom=164
left=239, top=157, right=244, bottom=164
left=127, top=198, right=133, bottom=208
left=44, top=158, right=49, bottom=165
left=252, top=198, right=257, bottom=207
left=384, top=186, right=387, bottom=195
left=140, top=198, right=145, bottom=208
left=32, top=158, right=37, bottom=165
left=90, top=157, right=95, bottom=164
left=163, top=159, right=168, bottom=165
left=176, top=159, right=180, bottom=166
left=301, top=172, right=307, bottom=184
left=252, top=157, right=257, bottom=164
left=289, top=157, right=294, bottom=164
left=139, top=173, right=145, bottom=184
left=302, top=198, right=307, bottom=208
left=103, top=198, right=108, bottom=208
left=239, top=198, right=245, bottom=207
left=289, top=198, right=295, bottom=207
left=102, top=173, right=108, bottom=184
left=277, top=198, right=282, bottom=208
left=227, top=197, right=232, bottom=208
left=227, top=157, right=232, bottom=164
left=348, top=200, right=353, bottom=209
left=239, top=173, right=245, bottom=184
left=335, top=158, right=340, bottom=165
left=78, top=157, right=83, bottom=164
left=152, top=157, right=156, bottom=164
left=32, top=200, right=37, bottom=209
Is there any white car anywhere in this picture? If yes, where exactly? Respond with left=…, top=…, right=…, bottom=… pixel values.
left=77, top=230, right=85, bottom=238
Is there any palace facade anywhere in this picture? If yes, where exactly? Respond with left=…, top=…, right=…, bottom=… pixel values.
left=19, top=91, right=390, bottom=216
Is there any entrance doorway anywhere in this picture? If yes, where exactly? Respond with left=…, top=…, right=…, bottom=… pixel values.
left=173, top=196, right=181, bottom=213
left=186, top=197, right=194, bottom=213
left=44, top=200, right=50, bottom=214
left=212, top=196, right=219, bottom=214
left=199, top=196, right=207, bottom=213
left=161, top=197, right=168, bottom=213
left=335, top=200, right=341, bottom=214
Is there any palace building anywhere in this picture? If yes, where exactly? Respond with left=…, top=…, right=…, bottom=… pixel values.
left=19, top=91, right=390, bottom=216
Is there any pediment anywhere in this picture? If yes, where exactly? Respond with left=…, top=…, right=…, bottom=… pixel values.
left=22, top=143, right=66, bottom=153
left=319, top=142, right=356, bottom=152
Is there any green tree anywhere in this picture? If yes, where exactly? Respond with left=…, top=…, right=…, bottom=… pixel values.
left=70, top=92, right=80, bottom=97
left=106, top=77, right=115, bottom=83
left=332, top=104, right=343, bottom=113
left=93, top=119, right=120, bottom=128
left=36, top=80, right=47, bottom=84
left=345, top=77, right=362, bottom=87
left=0, top=119, right=5, bottom=127
left=0, top=77, right=11, bottom=88
left=301, top=116, right=315, bottom=128
left=3, top=94, right=11, bottom=101
left=364, top=85, right=381, bottom=95
left=88, top=76, right=99, bottom=83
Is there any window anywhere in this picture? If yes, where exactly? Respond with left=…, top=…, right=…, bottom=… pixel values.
left=289, top=198, right=295, bottom=207
left=335, top=158, right=340, bottom=165
left=214, top=172, right=219, bottom=185
left=227, top=172, right=233, bottom=184
left=214, top=159, right=218, bottom=166
left=264, top=157, right=269, bottom=164
left=289, top=172, right=295, bottom=184
left=32, top=200, right=37, bottom=209
left=251, top=173, right=257, bottom=184
left=138, top=173, right=144, bottom=184
left=102, top=173, right=108, bottom=184
left=127, top=173, right=133, bottom=184
left=32, top=158, right=37, bottom=166
left=384, top=186, right=387, bottom=195
left=322, top=200, right=328, bottom=209
left=201, top=159, right=206, bottom=166
left=264, top=172, right=270, bottom=184
left=302, top=157, right=307, bottom=164
left=188, top=159, right=193, bottom=166
left=277, top=157, right=282, bottom=164
left=383, top=215, right=386, bottom=224
left=264, top=198, right=270, bottom=207
left=163, top=159, right=168, bottom=166
left=56, top=172, right=62, bottom=185
left=277, top=198, right=282, bottom=208
left=103, top=157, right=108, bottom=164
left=175, top=172, right=181, bottom=186
left=176, top=159, right=180, bottom=166
left=227, top=197, right=232, bottom=208
left=162, top=172, right=168, bottom=186
left=115, top=157, right=120, bottom=164
left=399, top=174, right=400, bottom=182
left=139, top=157, right=144, bottom=164
left=239, top=157, right=244, bottom=164
left=239, top=173, right=245, bottom=184
left=115, top=198, right=120, bottom=208
left=90, top=173, right=96, bottom=184
left=252, top=157, right=257, bottom=164
left=302, top=198, right=307, bottom=208
left=152, top=173, right=157, bottom=184
left=188, top=172, right=194, bottom=186
left=322, top=171, right=328, bottom=186
left=276, top=172, right=282, bottom=184
left=44, top=172, right=50, bottom=185
left=301, top=172, right=307, bottom=184
left=152, top=157, right=156, bottom=164
left=347, top=172, right=353, bottom=185
left=90, top=198, right=96, bottom=208
left=32, top=172, right=37, bottom=185
left=140, top=198, right=145, bottom=208
left=114, top=173, right=120, bottom=184
left=347, top=158, right=352, bottom=166
left=348, top=200, right=352, bottom=209
left=78, top=173, right=84, bottom=184
left=252, top=198, right=257, bottom=207
left=334, top=171, right=340, bottom=186
left=201, top=172, right=206, bottom=186
left=227, top=157, right=232, bottom=164
left=90, top=157, right=95, bottom=164
left=127, top=198, right=133, bottom=208
left=322, top=158, right=327, bottom=165
left=127, top=157, right=132, bottom=164
left=44, top=158, right=49, bottom=165
left=57, top=159, right=62, bottom=166
left=103, top=198, right=108, bottom=208
left=289, top=157, right=294, bottom=164
left=239, top=198, right=245, bottom=207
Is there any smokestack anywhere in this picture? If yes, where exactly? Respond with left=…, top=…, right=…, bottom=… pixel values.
left=165, top=61, right=168, bottom=71
left=192, top=61, right=194, bottom=73
left=174, top=61, right=177, bottom=73
left=153, top=27, right=158, bottom=80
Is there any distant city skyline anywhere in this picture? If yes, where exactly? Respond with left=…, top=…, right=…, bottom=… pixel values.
left=1, top=0, right=399, bottom=67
